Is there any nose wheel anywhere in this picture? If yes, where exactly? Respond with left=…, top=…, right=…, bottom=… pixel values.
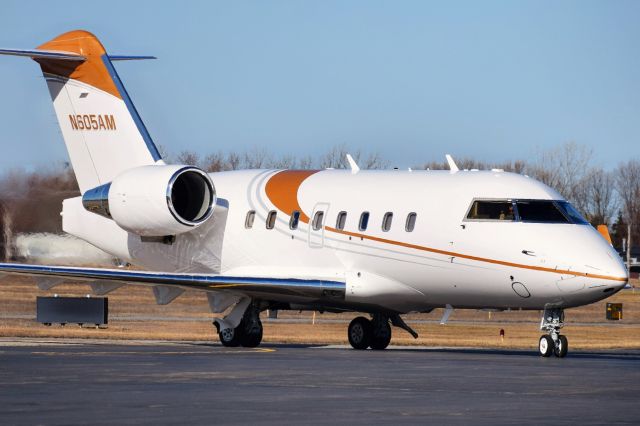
left=539, top=308, right=568, bottom=358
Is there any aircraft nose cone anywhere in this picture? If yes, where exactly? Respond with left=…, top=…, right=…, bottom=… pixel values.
left=605, top=249, right=629, bottom=288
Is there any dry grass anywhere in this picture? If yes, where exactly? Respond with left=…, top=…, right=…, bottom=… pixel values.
left=1, top=275, right=639, bottom=350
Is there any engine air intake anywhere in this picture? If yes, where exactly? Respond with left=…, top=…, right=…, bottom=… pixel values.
left=168, top=168, right=215, bottom=225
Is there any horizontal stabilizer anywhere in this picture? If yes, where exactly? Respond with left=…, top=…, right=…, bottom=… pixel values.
left=0, top=48, right=85, bottom=61
left=0, top=49, right=156, bottom=62
left=108, top=55, right=156, bottom=61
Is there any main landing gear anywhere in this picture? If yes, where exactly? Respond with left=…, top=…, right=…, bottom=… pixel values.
left=216, top=302, right=263, bottom=348
left=539, top=307, right=568, bottom=358
left=348, top=313, right=417, bottom=350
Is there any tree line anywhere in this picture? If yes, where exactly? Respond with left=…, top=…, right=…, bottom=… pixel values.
left=0, top=142, right=638, bottom=254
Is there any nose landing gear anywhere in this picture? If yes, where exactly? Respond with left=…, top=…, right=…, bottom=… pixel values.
left=539, top=307, right=568, bottom=358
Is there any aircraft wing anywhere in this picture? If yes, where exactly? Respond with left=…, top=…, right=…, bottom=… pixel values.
left=0, top=263, right=345, bottom=303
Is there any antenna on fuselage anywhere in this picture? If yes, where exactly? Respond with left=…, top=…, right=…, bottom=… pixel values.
left=445, top=154, right=459, bottom=172
left=346, top=154, right=360, bottom=174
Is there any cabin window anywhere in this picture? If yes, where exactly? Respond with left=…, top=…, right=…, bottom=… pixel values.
left=266, top=210, right=277, bottom=229
left=359, top=212, right=370, bottom=231
left=336, top=211, right=347, bottom=230
left=466, top=200, right=515, bottom=221
left=405, top=212, right=417, bottom=232
left=312, top=211, right=325, bottom=231
left=245, top=210, right=256, bottom=229
left=382, top=212, right=393, bottom=232
left=289, top=210, right=300, bottom=230
left=516, top=201, right=569, bottom=223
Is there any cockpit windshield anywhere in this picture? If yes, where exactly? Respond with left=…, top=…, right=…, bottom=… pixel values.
left=516, top=201, right=567, bottom=223
left=466, top=199, right=589, bottom=224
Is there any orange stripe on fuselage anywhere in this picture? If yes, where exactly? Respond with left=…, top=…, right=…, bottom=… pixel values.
left=325, top=226, right=626, bottom=282
left=263, top=170, right=627, bottom=283
left=265, top=170, right=320, bottom=224
left=36, top=30, right=121, bottom=99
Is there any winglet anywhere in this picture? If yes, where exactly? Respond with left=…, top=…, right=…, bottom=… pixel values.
left=346, top=154, right=360, bottom=174
left=445, top=154, right=459, bottom=172
left=597, top=225, right=613, bottom=245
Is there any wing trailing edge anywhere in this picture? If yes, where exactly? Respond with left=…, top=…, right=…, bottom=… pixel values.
left=0, top=263, right=345, bottom=302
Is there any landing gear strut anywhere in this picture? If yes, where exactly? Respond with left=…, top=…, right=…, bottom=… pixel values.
left=216, top=301, right=263, bottom=348
left=539, top=307, right=568, bottom=358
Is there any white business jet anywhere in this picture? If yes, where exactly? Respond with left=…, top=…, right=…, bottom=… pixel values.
left=0, top=30, right=628, bottom=357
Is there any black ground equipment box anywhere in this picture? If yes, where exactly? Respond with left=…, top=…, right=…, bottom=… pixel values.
left=36, top=296, right=108, bottom=326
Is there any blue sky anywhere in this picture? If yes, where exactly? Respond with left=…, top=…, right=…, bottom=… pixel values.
left=0, top=1, right=638, bottom=171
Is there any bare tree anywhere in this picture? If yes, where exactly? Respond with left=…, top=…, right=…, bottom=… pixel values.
left=415, top=157, right=525, bottom=173
left=297, top=155, right=314, bottom=170
left=202, top=152, right=227, bottom=172
left=268, top=154, right=297, bottom=169
left=175, top=150, right=201, bottom=167
left=242, top=148, right=272, bottom=169
left=0, top=202, right=11, bottom=260
left=359, top=151, right=389, bottom=170
left=318, top=144, right=349, bottom=169
left=583, top=168, right=616, bottom=225
left=227, top=152, right=241, bottom=170
left=525, top=142, right=593, bottom=210
left=316, top=144, right=388, bottom=170
left=615, top=160, right=640, bottom=261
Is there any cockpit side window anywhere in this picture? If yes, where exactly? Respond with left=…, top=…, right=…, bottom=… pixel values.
left=556, top=201, right=589, bottom=225
left=516, top=201, right=569, bottom=223
left=466, top=200, right=515, bottom=221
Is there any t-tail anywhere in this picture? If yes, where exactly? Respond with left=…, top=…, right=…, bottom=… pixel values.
left=0, top=30, right=162, bottom=193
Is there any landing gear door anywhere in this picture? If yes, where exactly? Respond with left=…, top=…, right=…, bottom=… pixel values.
left=308, top=202, right=329, bottom=248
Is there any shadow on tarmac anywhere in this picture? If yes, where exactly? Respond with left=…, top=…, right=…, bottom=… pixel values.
left=177, top=340, right=640, bottom=360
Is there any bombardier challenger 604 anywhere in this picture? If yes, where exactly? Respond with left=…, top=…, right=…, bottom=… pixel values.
left=0, top=30, right=628, bottom=357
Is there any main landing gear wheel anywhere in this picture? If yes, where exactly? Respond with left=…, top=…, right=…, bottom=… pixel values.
left=370, top=315, right=392, bottom=350
left=239, top=318, right=263, bottom=348
left=219, top=325, right=241, bottom=347
left=217, top=301, right=264, bottom=348
left=539, top=335, right=554, bottom=357
left=348, top=317, right=372, bottom=350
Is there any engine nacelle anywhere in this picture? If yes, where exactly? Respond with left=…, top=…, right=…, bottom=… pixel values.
left=82, top=165, right=216, bottom=236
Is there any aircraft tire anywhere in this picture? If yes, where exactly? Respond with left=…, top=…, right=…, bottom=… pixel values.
left=219, top=325, right=242, bottom=347
left=539, top=335, right=554, bottom=357
left=370, top=320, right=391, bottom=350
left=348, top=316, right=372, bottom=350
left=240, top=319, right=263, bottom=348
left=554, top=335, right=568, bottom=358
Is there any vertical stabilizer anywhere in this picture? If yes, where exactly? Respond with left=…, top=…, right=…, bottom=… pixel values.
left=1, top=30, right=162, bottom=192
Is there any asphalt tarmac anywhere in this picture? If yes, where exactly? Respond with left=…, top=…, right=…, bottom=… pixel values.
left=0, top=339, right=638, bottom=425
